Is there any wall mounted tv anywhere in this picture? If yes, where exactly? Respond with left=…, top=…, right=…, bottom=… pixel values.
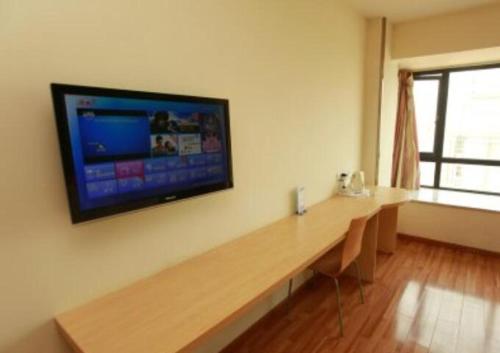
left=51, top=84, right=233, bottom=223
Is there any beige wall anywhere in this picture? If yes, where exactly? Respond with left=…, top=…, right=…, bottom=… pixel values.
left=397, top=46, right=500, bottom=72
left=0, top=1, right=365, bottom=352
left=378, top=22, right=398, bottom=187
left=392, top=3, right=500, bottom=59
left=399, top=203, right=500, bottom=253
left=361, top=18, right=384, bottom=185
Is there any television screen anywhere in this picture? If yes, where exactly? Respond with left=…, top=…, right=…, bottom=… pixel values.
left=51, top=84, right=233, bottom=223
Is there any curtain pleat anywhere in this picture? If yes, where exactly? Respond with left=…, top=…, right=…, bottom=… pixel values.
left=391, top=70, right=420, bottom=190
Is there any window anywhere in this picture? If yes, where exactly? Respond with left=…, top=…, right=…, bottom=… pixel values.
left=413, top=65, right=500, bottom=196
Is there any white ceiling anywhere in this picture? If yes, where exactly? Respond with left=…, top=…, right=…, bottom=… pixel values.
left=347, top=0, right=498, bottom=22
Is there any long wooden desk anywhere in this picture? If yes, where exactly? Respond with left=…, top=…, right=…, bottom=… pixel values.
left=56, top=187, right=410, bottom=353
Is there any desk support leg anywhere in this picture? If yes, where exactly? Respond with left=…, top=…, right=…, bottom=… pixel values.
left=377, top=207, right=399, bottom=254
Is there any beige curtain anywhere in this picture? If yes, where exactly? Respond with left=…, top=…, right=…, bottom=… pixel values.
left=391, top=70, right=420, bottom=189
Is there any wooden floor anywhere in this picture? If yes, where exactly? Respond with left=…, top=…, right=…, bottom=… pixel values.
left=221, top=238, right=500, bottom=353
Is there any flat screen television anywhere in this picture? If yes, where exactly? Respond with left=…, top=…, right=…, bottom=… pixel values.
left=51, top=83, right=233, bottom=223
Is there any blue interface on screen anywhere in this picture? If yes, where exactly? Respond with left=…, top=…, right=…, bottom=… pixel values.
left=64, top=94, right=229, bottom=211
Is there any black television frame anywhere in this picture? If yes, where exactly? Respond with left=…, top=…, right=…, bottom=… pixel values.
left=51, top=83, right=233, bottom=224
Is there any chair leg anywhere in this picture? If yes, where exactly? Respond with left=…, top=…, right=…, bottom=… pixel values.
left=310, top=269, right=318, bottom=288
left=333, top=278, right=344, bottom=337
left=287, top=279, right=293, bottom=312
left=353, top=260, right=365, bottom=304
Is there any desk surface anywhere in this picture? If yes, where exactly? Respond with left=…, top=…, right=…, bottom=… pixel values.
left=56, top=187, right=410, bottom=353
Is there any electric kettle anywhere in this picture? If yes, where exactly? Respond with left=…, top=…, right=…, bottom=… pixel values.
left=350, top=171, right=365, bottom=193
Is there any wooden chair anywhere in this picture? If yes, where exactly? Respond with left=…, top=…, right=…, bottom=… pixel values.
left=288, top=215, right=369, bottom=336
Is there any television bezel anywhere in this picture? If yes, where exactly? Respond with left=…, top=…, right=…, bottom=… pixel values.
left=51, top=83, right=233, bottom=224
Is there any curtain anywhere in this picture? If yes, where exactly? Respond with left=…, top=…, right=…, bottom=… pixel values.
left=391, top=70, right=420, bottom=189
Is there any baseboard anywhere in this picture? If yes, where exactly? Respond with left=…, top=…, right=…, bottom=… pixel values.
left=398, top=233, right=500, bottom=257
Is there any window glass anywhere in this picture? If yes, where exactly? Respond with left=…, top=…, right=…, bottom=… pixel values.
left=419, top=161, right=435, bottom=186
left=444, top=69, right=500, bottom=160
left=413, top=79, right=439, bottom=153
left=440, top=163, right=500, bottom=194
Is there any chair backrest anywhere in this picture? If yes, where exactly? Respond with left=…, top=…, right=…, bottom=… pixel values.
left=340, top=215, right=369, bottom=272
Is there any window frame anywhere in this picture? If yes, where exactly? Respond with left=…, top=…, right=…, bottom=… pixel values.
left=414, top=63, right=500, bottom=197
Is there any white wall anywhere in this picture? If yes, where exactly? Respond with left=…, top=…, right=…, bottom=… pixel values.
left=0, top=1, right=366, bottom=352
